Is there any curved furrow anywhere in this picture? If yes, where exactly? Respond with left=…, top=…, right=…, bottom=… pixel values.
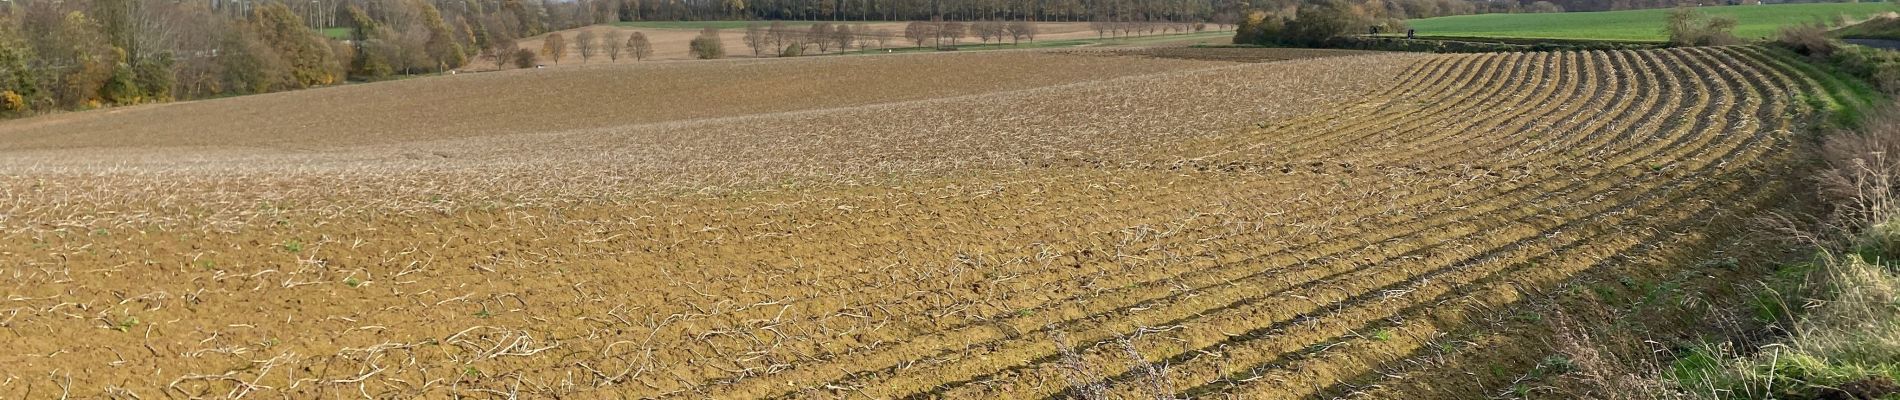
left=1197, top=47, right=1798, bottom=399
left=653, top=54, right=1527, bottom=396
left=1248, top=53, right=1531, bottom=159
left=1729, top=46, right=1843, bottom=124
left=1301, top=46, right=1808, bottom=400
left=995, top=46, right=1763, bottom=396
left=1078, top=46, right=1784, bottom=400
left=1192, top=54, right=1500, bottom=160
left=1201, top=171, right=1786, bottom=399
left=1421, top=50, right=1638, bottom=168
left=684, top=53, right=1603, bottom=396
left=1171, top=53, right=1545, bottom=176
left=1741, top=46, right=1874, bottom=114
left=1198, top=54, right=1466, bottom=148
left=1316, top=51, right=1586, bottom=163
left=725, top=50, right=1618, bottom=396
left=1516, top=49, right=1670, bottom=160
left=1303, top=52, right=1557, bottom=160
left=858, top=49, right=1748, bottom=400
left=627, top=46, right=1808, bottom=396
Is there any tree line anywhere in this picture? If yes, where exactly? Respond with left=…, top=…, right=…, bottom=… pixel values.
left=0, top=0, right=1564, bottom=117
left=557, top=0, right=1514, bottom=26
left=1230, top=0, right=1574, bottom=47
left=0, top=0, right=609, bottom=116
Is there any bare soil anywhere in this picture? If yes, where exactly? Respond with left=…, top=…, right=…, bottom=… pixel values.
left=0, top=47, right=1823, bottom=399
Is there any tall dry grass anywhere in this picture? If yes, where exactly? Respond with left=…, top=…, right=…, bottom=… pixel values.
left=1676, top=107, right=1900, bottom=400
left=1542, top=106, right=1900, bottom=400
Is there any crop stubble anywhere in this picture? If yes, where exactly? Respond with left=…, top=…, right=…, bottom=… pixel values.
left=0, top=47, right=1824, bottom=398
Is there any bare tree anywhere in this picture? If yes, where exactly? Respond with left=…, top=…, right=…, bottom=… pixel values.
left=873, top=28, right=894, bottom=49
left=541, top=32, right=566, bottom=63
left=810, top=23, right=832, bottom=52
left=744, top=22, right=768, bottom=56
left=627, top=31, right=652, bottom=61
left=768, top=21, right=790, bottom=54
left=603, top=29, right=625, bottom=61
left=854, top=26, right=878, bottom=50
left=1005, top=20, right=1038, bottom=44
left=904, top=21, right=934, bottom=47
left=974, top=19, right=1002, bottom=43
left=575, top=29, right=597, bottom=61
left=831, top=24, right=855, bottom=53
left=941, top=20, right=966, bottom=46
left=490, top=34, right=519, bottom=68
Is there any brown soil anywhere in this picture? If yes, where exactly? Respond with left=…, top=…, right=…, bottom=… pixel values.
left=0, top=47, right=1825, bottom=399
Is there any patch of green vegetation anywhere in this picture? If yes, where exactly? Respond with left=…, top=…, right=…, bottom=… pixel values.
left=1753, top=47, right=1883, bottom=128
left=1667, top=344, right=1728, bottom=389
left=344, top=277, right=362, bottom=288
left=1673, top=343, right=1900, bottom=400
left=319, top=27, right=351, bottom=40
left=1591, top=281, right=1625, bottom=305
left=1751, top=261, right=1816, bottom=325
left=1405, top=3, right=1896, bottom=42
left=281, top=239, right=304, bottom=253
left=1534, top=354, right=1576, bottom=377
left=1511, top=310, right=1544, bottom=324
left=1370, top=328, right=1393, bottom=342
left=114, top=315, right=139, bottom=332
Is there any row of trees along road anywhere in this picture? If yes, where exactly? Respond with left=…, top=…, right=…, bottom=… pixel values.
left=536, top=29, right=653, bottom=63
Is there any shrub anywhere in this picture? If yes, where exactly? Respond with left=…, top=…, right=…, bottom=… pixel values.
left=1778, top=22, right=1839, bottom=59
left=1, top=90, right=23, bottom=112
left=1666, top=7, right=1739, bottom=47
left=354, top=39, right=399, bottom=80
left=100, top=56, right=143, bottom=105
left=1283, top=0, right=1365, bottom=46
left=512, top=48, right=538, bottom=68
left=690, top=27, right=725, bottom=59
left=249, top=3, right=340, bottom=87
left=1232, top=0, right=1369, bottom=47
left=1233, top=10, right=1284, bottom=45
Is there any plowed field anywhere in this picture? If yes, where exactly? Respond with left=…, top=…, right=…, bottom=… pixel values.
left=0, top=46, right=1830, bottom=398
